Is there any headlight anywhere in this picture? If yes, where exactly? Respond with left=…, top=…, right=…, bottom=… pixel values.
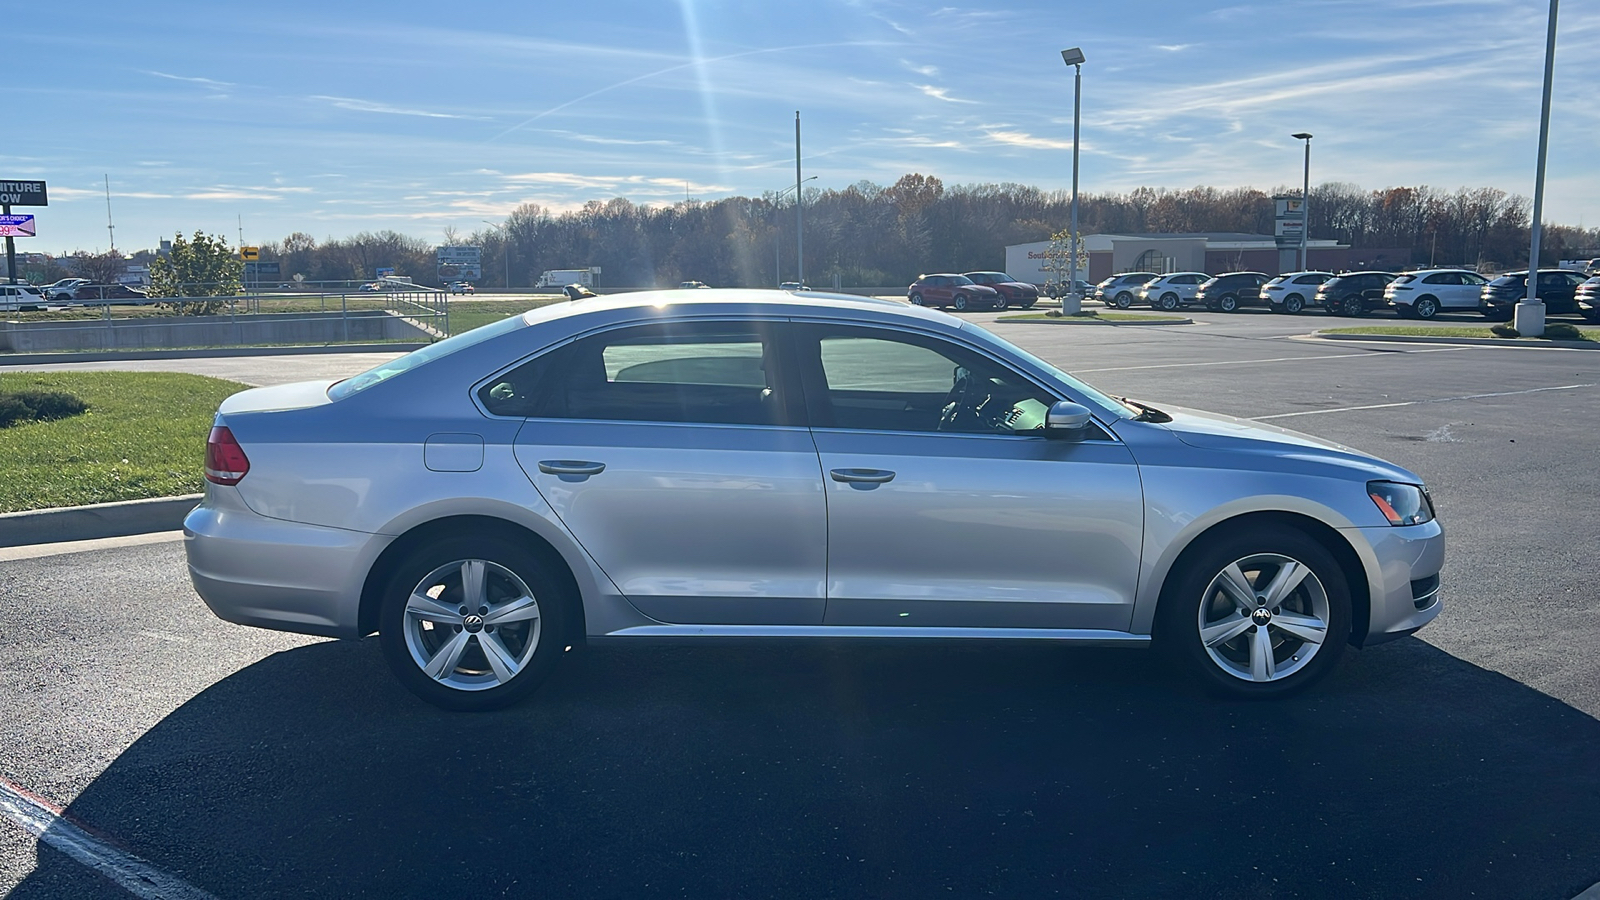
left=1367, top=481, right=1435, bottom=526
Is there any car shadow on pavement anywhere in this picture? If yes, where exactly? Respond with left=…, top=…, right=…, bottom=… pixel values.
left=12, top=637, right=1600, bottom=900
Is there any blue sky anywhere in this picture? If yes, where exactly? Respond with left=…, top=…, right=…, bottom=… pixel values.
left=11, top=0, right=1599, bottom=254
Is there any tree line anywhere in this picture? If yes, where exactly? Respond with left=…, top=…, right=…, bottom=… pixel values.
left=35, top=176, right=1600, bottom=290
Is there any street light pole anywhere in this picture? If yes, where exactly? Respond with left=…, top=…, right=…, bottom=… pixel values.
left=1061, top=48, right=1086, bottom=314
left=772, top=177, right=816, bottom=286
left=793, top=110, right=806, bottom=286
left=1292, top=133, right=1313, bottom=271
left=1516, top=0, right=1560, bottom=338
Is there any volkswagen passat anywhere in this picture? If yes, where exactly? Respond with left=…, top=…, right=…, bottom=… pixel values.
left=185, top=290, right=1444, bottom=710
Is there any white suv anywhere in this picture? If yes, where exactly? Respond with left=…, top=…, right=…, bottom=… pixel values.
left=1385, top=269, right=1489, bottom=319
left=1136, top=272, right=1209, bottom=310
left=41, top=278, right=92, bottom=303
left=0, top=284, right=47, bottom=311
left=1261, top=272, right=1333, bottom=314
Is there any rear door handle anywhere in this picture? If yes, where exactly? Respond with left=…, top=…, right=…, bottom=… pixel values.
left=830, top=468, right=896, bottom=484
left=538, top=460, right=606, bottom=476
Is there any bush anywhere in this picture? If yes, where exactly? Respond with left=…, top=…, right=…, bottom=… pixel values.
left=1490, top=323, right=1520, bottom=338
left=0, top=390, right=88, bottom=428
left=1543, top=322, right=1585, bottom=341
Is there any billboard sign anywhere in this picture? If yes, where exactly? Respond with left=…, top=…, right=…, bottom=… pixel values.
left=437, top=245, right=482, bottom=280
left=243, top=261, right=281, bottom=277
left=376, top=266, right=395, bottom=277
left=0, top=214, right=36, bottom=237
left=1274, top=197, right=1305, bottom=247
left=0, top=180, right=47, bottom=206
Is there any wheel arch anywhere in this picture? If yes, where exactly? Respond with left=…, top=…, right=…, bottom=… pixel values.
left=358, top=513, right=589, bottom=643
left=1145, top=510, right=1371, bottom=647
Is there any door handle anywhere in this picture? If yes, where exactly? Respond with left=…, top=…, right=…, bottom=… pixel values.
left=538, top=460, right=606, bottom=476
left=830, top=468, right=896, bottom=484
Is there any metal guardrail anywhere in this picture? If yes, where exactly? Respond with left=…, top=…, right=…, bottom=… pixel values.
left=0, top=286, right=449, bottom=353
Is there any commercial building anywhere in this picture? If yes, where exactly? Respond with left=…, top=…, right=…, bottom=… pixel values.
left=1004, top=233, right=1411, bottom=285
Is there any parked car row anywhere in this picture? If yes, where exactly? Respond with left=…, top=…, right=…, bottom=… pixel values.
left=1091, top=267, right=1600, bottom=320
left=907, top=272, right=1039, bottom=311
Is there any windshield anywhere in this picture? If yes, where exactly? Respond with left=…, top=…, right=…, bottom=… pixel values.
left=962, top=323, right=1135, bottom=418
left=327, top=314, right=527, bottom=400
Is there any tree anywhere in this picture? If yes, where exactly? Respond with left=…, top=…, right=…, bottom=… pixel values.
left=148, top=231, right=243, bottom=312
left=69, top=250, right=127, bottom=285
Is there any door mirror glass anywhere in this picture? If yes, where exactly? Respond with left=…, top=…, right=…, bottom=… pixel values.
left=1045, top=401, right=1094, bottom=442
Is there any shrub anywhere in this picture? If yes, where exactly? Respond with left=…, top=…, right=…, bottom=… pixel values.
left=1543, top=322, right=1585, bottom=341
left=0, top=390, right=89, bottom=428
left=1490, top=323, right=1520, bottom=338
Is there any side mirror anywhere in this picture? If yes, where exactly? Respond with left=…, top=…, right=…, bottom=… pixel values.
left=1045, top=401, right=1094, bottom=442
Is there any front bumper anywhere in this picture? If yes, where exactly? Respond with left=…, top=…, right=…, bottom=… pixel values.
left=1351, top=520, right=1444, bottom=645
left=184, top=490, right=387, bottom=639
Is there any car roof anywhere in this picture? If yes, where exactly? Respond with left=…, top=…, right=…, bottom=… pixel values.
left=520, top=288, right=943, bottom=330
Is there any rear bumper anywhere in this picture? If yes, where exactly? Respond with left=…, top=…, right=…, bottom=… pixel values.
left=1351, top=521, right=1444, bottom=645
left=184, top=492, right=385, bottom=639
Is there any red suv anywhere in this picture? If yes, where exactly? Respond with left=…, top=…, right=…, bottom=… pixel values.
left=907, top=274, right=1005, bottom=311
left=963, top=271, right=1040, bottom=309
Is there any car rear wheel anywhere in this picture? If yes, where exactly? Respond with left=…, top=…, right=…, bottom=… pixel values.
left=1337, top=295, right=1365, bottom=317
left=1158, top=293, right=1180, bottom=311
left=1414, top=296, right=1439, bottom=319
left=909, top=292, right=924, bottom=306
left=1219, top=294, right=1239, bottom=313
left=1114, top=292, right=1134, bottom=309
left=953, top=293, right=970, bottom=311
left=1284, top=295, right=1305, bottom=314
left=378, top=533, right=571, bottom=711
left=1157, top=527, right=1350, bottom=698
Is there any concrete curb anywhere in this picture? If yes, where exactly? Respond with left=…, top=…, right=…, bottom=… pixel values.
left=0, top=495, right=202, bottom=548
left=996, top=316, right=1193, bottom=327
left=0, top=343, right=426, bottom=367
left=1314, top=331, right=1600, bottom=350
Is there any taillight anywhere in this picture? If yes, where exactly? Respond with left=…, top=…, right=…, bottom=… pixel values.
left=205, top=425, right=250, bottom=485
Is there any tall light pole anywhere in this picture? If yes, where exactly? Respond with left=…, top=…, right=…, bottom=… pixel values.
left=1292, top=133, right=1313, bottom=271
left=482, top=220, right=511, bottom=290
left=1060, top=48, right=1085, bottom=314
left=793, top=111, right=806, bottom=286
left=772, top=177, right=816, bottom=286
left=1516, top=0, right=1560, bottom=338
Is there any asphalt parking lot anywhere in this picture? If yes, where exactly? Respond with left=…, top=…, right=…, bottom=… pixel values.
left=2, top=307, right=1598, bottom=899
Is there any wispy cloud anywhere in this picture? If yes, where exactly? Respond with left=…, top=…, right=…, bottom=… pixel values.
left=1156, top=44, right=1193, bottom=52
left=900, top=60, right=939, bottom=77
left=186, top=190, right=287, bottom=201
left=310, top=95, right=490, bottom=120
left=985, top=130, right=1075, bottom=151
left=143, top=70, right=233, bottom=89
left=914, top=84, right=977, bottom=104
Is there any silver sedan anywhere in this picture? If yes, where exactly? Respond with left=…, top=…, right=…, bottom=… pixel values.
left=185, top=290, right=1443, bottom=709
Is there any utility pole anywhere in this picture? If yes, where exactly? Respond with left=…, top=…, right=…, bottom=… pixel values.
left=796, top=111, right=806, bottom=286
left=104, top=175, right=115, bottom=251
left=1516, top=0, right=1560, bottom=338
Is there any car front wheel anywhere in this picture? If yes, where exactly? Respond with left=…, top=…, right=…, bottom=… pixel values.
left=1158, top=527, right=1350, bottom=698
left=378, top=533, right=570, bottom=711
left=909, top=292, right=924, bottom=306
left=953, top=293, right=969, bottom=311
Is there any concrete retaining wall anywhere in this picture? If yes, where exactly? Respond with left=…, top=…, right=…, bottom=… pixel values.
left=0, top=310, right=432, bottom=353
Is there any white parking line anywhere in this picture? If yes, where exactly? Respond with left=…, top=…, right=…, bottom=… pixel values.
left=0, top=774, right=219, bottom=900
left=1077, top=347, right=1469, bottom=374
left=0, top=531, right=184, bottom=564
left=1252, top=383, right=1597, bottom=420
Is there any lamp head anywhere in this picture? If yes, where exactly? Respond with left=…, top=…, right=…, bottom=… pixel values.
left=1292, top=132, right=1313, bottom=140
left=1060, top=47, right=1086, bottom=66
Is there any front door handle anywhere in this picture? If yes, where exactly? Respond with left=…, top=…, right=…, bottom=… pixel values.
left=830, top=468, right=896, bottom=484
left=538, top=460, right=606, bottom=476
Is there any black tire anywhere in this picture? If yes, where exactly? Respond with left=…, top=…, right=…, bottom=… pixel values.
left=378, top=532, right=572, bottom=711
left=1114, top=292, right=1134, bottom=309
left=1414, top=296, right=1439, bottom=319
left=1219, top=294, right=1239, bottom=313
left=1339, top=295, right=1365, bottom=317
left=1156, top=525, right=1351, bottom=698
left=953, top=293, right=969, bottom=311
left=1284, top=295, right=1305, bottom=314
left=994, top=294, right=1009, bottom=311
left=909, top=292, right=924, bottom=306
left=1158, top=293, right=1181, bottom=311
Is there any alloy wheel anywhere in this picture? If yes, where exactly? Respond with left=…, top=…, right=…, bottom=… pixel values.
left=402, top=559, right=543, bottom=692
left=1196, top=553, right=1330, bottom=683
left=1415, top=297, right=1439, bottom=319
left=1285, top=295, right=1304, bottom=314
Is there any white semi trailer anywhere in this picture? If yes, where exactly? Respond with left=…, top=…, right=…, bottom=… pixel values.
left=536, top=268, right=596, bottom=288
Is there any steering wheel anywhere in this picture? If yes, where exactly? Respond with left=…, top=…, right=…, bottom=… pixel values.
left=937, top=366, right=981, bottom=431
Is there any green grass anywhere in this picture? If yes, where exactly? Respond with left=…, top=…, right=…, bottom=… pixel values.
left=1322, top=325, right=1600, bottom=342
left=997, top=311, right=1190, bottom=324
left=446, top=298, right=571, bottom=334
left=0, top=371, right=250, bottom=513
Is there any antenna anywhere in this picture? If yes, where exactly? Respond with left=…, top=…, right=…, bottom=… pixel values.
left=104, top=175, right=115, bottom=251
left=238, top=214, right=244, bottom=246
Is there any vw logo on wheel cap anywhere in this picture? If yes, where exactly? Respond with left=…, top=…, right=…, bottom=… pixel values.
left=463, top=614, right=485, bottom=633
left=1250, top=607, right=1273, bottom=627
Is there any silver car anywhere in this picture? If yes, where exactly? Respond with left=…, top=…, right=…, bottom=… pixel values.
left=185, top=291, right=1444, bottom=709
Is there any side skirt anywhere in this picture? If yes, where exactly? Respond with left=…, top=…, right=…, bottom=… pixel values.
left=593, top=624, right=1150, bottom=647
